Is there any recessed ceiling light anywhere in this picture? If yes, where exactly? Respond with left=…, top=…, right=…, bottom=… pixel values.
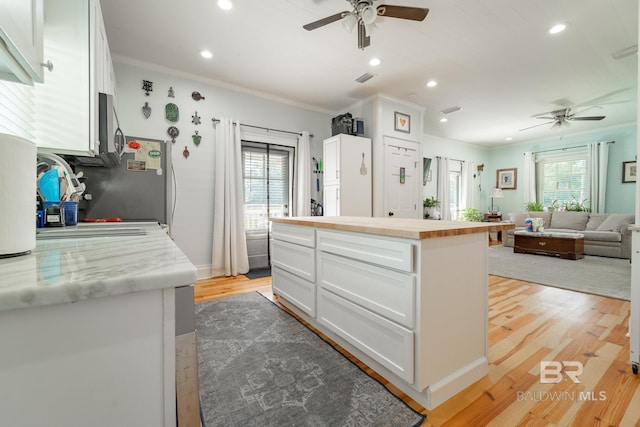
left=426, top=80, right=438, bottom=88
left=549, top=23, right=567, bottom=34
left=217, top=0, right=233, bottom=10
left=369, top=57, right=382, bottom=66
left=200, top=50, right=213, bottom=59
left=505, top=137, right=513, bottom=141
left=440, top=117, right=448, bottom=123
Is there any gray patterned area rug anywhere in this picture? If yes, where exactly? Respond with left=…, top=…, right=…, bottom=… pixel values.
left=488, top=245, right=631, bottom=300
left=196, top=292, right=425, bottom=427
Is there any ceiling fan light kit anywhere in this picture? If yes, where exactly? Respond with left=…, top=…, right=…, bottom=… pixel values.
left=303, top=0, right=429, bottom=50
left=519, top=107, right=606, bottom=132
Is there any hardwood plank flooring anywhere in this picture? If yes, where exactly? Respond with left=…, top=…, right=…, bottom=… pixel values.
left=194, top=274, right=640, bottom=426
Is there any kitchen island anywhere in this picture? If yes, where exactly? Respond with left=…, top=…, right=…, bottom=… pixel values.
left=0, top=222, right=196, bottom=427
left=270, top=216, right=514, bottom=410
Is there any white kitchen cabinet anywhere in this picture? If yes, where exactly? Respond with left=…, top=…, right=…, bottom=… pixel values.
left=32, top=0, right=115, bottom=155
left=271, top=218, right=492, bottom=410
left=0, top=0, right=44, bottom=84
left=322, top=134, right=372, bottom=217
left=271, top=222, right=317, bottom=317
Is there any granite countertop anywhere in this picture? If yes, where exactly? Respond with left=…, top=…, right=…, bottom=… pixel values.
left=0, top=223, right=197, bottom=313
left=270, top=216, right=515, bottom=239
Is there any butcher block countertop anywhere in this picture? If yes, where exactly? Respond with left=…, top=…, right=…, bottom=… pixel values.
left=270, top=216, right=514, bottom=240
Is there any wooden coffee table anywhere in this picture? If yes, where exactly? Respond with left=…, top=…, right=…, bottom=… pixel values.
left=513, top=231, right=585, bottom=260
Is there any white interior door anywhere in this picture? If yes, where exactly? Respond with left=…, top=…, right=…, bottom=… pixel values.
left=384, top=138, right=420, bottom=218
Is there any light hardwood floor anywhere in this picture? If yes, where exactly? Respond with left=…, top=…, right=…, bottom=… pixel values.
left=195, top=274, right=640, bottom=426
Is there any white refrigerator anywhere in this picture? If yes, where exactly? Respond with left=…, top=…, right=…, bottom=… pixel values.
left=322, top=134, right=372, bottom=217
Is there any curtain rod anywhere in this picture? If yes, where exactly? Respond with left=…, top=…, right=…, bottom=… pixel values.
left=211, top=117, right=313, bottom=138
left=526, top=141, right=615, bottom=155
left=436, top=155, right=465, bottom=163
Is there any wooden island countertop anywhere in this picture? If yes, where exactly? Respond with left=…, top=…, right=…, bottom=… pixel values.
left=270, top=216, right=514, bottom=240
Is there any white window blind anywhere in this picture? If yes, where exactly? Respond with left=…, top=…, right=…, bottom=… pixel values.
left=0, top=80, right=34, bottom=139
left=242, top=144, right=292, bottom=231
left=536, top=149, right=588, bottom=207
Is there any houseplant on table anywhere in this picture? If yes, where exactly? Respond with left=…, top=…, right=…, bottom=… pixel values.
left=457, top=207, right=483, bottom=222
left=423, top=196, right=441, bottom=219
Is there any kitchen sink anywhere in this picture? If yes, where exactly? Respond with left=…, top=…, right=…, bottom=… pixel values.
left=36, top=224, right=147, bottom=239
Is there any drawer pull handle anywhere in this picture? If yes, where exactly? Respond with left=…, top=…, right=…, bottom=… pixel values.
left=538, top=241, right=546, bottom=246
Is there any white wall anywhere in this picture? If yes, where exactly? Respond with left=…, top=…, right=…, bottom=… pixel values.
left=421, top=134, right=491, bottom=211
left=113, top=60, right=331, bottom=278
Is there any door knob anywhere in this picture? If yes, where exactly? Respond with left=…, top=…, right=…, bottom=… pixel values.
left=388, top=212, right=394, bottom=216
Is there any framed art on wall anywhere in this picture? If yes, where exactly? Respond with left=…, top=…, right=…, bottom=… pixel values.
left=496, top=168, right=517, bottom=190
left=394, top=111, right=410, bottom=133
left=623, top=161, right=637, bottom=183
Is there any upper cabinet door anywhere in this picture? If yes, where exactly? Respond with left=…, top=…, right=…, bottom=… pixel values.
left=0, top=0, right=44, bottom=84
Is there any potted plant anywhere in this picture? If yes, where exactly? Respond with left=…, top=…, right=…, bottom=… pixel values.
left=525, top=202, right=544, bottom=212
left=547, top=200, right=558, bottom=212
left=457, top=207, right=483, bottom=222
left=423, top=196, right=440, bottom=218
left=562, top=197, right=591, bottom=212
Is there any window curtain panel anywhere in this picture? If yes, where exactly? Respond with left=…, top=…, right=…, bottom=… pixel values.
left=437, top=157, right=451, bottom=220
left=461, top=160, right=475, bottom=210
left=212, top=117, right=249, bottom=277
left=588, top=142, right=609, bottom=213
left=294, top=131, right=311, bottom=216
left=522, top=151, right=536, bottom=205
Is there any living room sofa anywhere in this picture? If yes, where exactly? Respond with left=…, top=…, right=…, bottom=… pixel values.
left=503, top=211, right=634, bottom=259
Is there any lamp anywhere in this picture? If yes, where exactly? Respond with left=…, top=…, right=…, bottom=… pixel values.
left=342, top=12, right=357, bottom=32
left=342, top=3, right=377, bottom=36
left=489, top=187, right=503, bottom=214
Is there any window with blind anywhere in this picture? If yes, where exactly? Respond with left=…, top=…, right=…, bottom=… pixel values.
left=536, top=151, right=588, bottom=208
left=0, top=80, right=35, bottom=139
left=242, top=142, right=293, bottom=232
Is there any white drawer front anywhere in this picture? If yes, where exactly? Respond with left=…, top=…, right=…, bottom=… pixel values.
left=318, top=230, right=413, bottom=272
left=271, top=239, right=316, bottom=282
left=272, top=267, right=315, bottom=317
left=317, top=288, right=414, bottom=383
left=319, top=252, right=415, bottom=328
left=272, top=222, right=316, bottom=248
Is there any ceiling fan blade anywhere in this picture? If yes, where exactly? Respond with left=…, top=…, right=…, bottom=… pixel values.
left=519, top=121, right=555, bottom=132
left=303, top=11, right=348, bottom=31
left=377, top=5, right=429, bottom=21
left=535, top=116, right=556, bottom=120
left=570, top=116, right=606, bottom=121
left=357, top=21, right=371, bottom=50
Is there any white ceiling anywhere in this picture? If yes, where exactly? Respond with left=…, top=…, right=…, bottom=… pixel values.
left=100, top=0, right=638, bottom=147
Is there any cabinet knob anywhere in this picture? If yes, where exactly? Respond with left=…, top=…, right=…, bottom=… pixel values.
left=41, top=61, right=54, bottom=72
left=388, top=212, right=394, bottom=216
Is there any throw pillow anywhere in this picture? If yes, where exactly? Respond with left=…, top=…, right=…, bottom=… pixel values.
left=596, top=214, right=635, bottom=232
left=549, top=211, right=590, bottom=230
left=585, top=213, right=607, bottom=231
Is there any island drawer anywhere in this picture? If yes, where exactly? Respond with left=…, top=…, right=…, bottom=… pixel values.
left=317, top=230, right=413, bottom=273
left=317, top=288, right=414, bottom=383
left=271, top=222, right=316, bottom=248
left=272, top=266, right=315, bottom=317
left=271, top=239, right=316, bottom=282
left=318, top=252, right=415, bottom=328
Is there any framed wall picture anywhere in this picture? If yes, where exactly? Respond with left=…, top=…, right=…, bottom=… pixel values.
left=394, top=111, right=410, bottom=133
left=623, top=161, right=637, bottom=183
left=496, top=168, right=517, bottom=190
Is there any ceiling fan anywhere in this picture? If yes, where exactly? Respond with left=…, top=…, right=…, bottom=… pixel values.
left=303, top=0, right=429, bottom=50
left=519, top=107, right=606, bottom=132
